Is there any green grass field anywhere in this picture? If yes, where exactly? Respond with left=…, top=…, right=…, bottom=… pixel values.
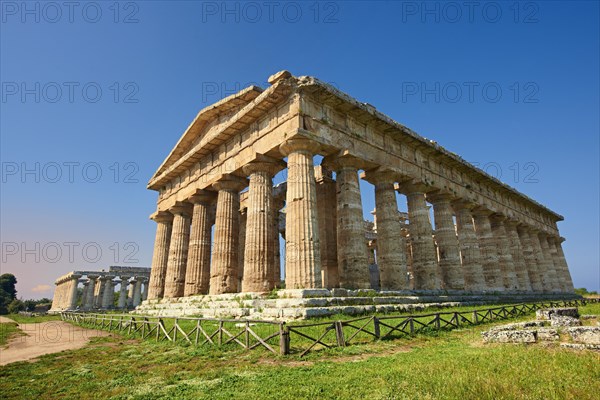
left=0, top=302, right=598, bottom=399
left=0, top=322, right=23, bottom=346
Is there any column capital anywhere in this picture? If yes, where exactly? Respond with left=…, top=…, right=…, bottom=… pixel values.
left=489, top=213, right=508, bottom=223
left=361, top=167, right=402, bottom=185
left=150, top=210, right=174, bottom=223
left=396, top=180, right=432, bottom=195
left=188, top=189, right=217, bottom=205
left=279, top=137, right=320, bottom=156
left=212, top=174, right=248, bottom=192
left=169, top=201, right=193, bottom=217
left=242, top=156, right=285, bottom=176
left=426, top=191, right=455, bottom=205
left=322, top=151, right=367, bottom=171
left=471, top=206, right=495, bottom=218
left=503, top=218, right=520, bottom=228
left=451, top=199, right=477, bottom=211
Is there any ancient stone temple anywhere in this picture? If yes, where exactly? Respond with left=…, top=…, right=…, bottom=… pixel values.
left=49, top=266, right=150, bottom=312
left=140, top=71, right=576, bottom=319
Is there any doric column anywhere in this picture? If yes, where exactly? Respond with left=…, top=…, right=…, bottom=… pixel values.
left=537, top=232, right=561, bottom=292
left=489, top=215, right=519, bottom=291
left=133, top=279, right=143, bottom=306
left=554, top=237, right=574, bottom=292
left=127, top=279, right=136, bottom=307
left=516, top=226, right=543, bottom=292
left=428, top=192, right=464, bottom=290
left=94, top=277, right=106, bottom=308
left=238, top=207, right=247, bottom=290
left=164, top=202, right=193, bottom=298
left=210, top=175, right=248, bottom=294
left=364, top=170, right=408, bottom=290
left=273, top=196, right=285, bottom=288
left=315, top=165, right=339, bottom=288
left=398, top=182, right=440, bottom=290
left=81, top=281, right=90, bottom=308
left=242, top=160, right=282, bottom=293
left=84, top=275, right=98, bottom=309
left=117, top=277, right=129, bottom=308
left=184, top=191, right=216, bottom=296
left=147, top=211, right=174, bottom=300
left=101, top=277, right=115, bottom=309
left=472, top=209, right=503, bottom=291
left=68, top=275, right=81, bottom=309
left=546, top=236, right=565, bottom=292
left=504, top=220, right=532, bottom=291
left=452, top=201, right=486, bottom=291
left=279, top=138, right=322, bottom=289
left=528, top=230, right=553, bottom=292
left=142, top=279, right=149, bottom=300
left=326, top=155, right=370, bottom=289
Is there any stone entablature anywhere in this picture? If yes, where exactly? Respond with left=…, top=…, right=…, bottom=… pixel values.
left=144, top=71, right=574, bottom=305
left=49, top=266, right=151, bottom=312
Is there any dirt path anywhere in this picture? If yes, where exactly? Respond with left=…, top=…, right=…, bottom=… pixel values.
left=0, top=318, right=110, bottom=365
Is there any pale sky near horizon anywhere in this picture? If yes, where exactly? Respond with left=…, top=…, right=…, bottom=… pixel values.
left=1, top=0, right=598, bottom=299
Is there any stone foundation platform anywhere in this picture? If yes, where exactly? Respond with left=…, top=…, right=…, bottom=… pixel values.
left=134, top=289, right=581, bottom=321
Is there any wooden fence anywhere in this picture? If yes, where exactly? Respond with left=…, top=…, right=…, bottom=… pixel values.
left=62, top=298, right=598, bottom=356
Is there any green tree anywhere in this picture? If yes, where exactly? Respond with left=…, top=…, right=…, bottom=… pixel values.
left=0, top=274, right=17, bottom=315
left=7, top=299, right=25, bottom=314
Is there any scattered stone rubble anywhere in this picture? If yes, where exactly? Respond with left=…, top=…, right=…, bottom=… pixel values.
left=482, top=307, right=599, bottom=351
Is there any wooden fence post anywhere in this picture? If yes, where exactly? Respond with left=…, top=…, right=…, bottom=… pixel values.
left=373, top=317, right=380, bottom=339
left=335, top=321, right=345, bottom=347
left=279, top=324, right=290, bottom=355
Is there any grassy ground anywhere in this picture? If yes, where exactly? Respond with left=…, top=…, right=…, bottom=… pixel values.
left=0, top=322, right=23, bottom=346
left=1, top=305, right=599, bottom=399
left=5, top=314, right=62, bottom=324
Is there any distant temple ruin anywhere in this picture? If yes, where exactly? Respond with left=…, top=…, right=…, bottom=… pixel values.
left=50, top=266, right=150, bottom=312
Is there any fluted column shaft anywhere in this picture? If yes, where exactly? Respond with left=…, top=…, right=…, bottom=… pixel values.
left=127, top=280, right=136, bottom=307
left=94, top=278, right=105, bottom=308
left=84, top=276, right=97, bottom=309
left=210, top=177, right=247, bottom=294
left=280, top=139, right=322, bottom=289
left=429, top=194, right=464, bottom=290
left=452, top=202, right=486, bottom=291
left=315, top=167, right=339, bottom=288
left=242, top=162, right=279, bottom=292
left=184, top=193, right=215, bottom=296
left=528, top=231, right=553, bottom=292
left=333, top=160, right=370, bottom=289
left=504, top=221, right=532, bottom=291
left=147, top=212, right=173, bottom=300
left=118, top=277, right=129, bottom=308
left=546, top=237, right=565, bottom=292
left=164, top=204, right=192, bottom=298
left=101, top=278, right=114, bottom=309
left=133, top=280, right=143, bottom=306
left=554, top=238, right=574, bottom=292
left=472, top=211, right=503, bottom=291
left=400, top=183, right=440, bottom=290
left=490, top=216, right=519, bottom=291
left=367, top=172, right=408, bottom=290
left=516, top=227, right=543, bottom=291
left=537, top=232, right=560, bottom=292
left=68, top=276, right=80, bottom=309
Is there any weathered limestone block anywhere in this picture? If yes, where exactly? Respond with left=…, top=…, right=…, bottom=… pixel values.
left=280, top=138, right=322, bottom=289
left=210, top=176, right=247, bottom=294
left=164, top=203, right=193, bottom=298
left=472, top=209, right=503, bottom=291
left=326, top=155, right=370, bottom=289
left=428, top=192, right=464, bottom=290
left=566, top=327, right=600, bottom=345
left=452, top=201, right=486, bottom=291
left=147, top=211, right=173, bottom=300
left=481, top=329, right=537, bottom=343
left=242, top=160, right=282, bottom=292
left=536, top=307, right=579, bottom=320
left=364, top=170, right=408, bottom=290
left=536, top=328, right=560, bottom=341
left=184, top=192, right=215, bottom=296
left=550, top=315, right=581, bottom=327
left=504, top=220, right=532, bottom=292
left=398, top=182, right=440, bottom=290
left=489, top=215, right=519, bottom=291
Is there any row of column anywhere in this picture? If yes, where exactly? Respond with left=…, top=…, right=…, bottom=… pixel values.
left=148, top=137, right=574, bottom=298
left=52, top=275, right=148, bottom=311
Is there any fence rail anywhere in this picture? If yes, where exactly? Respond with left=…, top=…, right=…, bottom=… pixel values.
left=62, top=298, right=598, bottom=356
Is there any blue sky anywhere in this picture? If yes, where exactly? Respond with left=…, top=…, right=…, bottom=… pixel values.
left=1, top=1, right=598, bottom=299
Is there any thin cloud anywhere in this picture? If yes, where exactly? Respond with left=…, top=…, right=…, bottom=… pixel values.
left=31, top=284, right=52, bottom=293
